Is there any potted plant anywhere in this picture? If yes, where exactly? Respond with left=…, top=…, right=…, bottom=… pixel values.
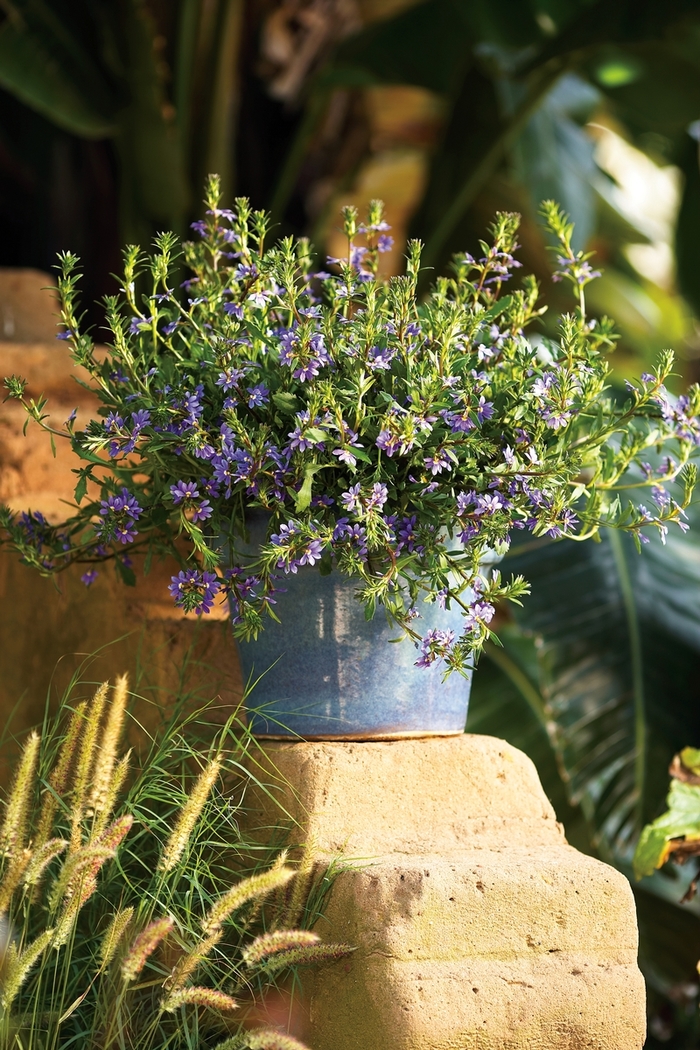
left=2, top=178, right=697, bottom=738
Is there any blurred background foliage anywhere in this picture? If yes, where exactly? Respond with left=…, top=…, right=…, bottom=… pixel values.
left=3, top=0, right=700, bottom=1045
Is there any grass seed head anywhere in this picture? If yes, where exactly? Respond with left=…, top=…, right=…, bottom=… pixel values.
left=1, top=928, right=55, bottom=1010
left=158, top=754, right=222, bottom=873
left=34, top=701, right=86, bottom=851
left=89, top=674, right=129, bottom=817
left=121, top=915, right=174, bottom=983
left=22, top=837, right=67, bottom=888
left=202, top=863, right=295, bottom=934
left=70, top=683, right=109, bottom=848
left=97, top=906, right=134, bottom=973
left=1, top=732, right=40, bottom=858
left=162, top=985, right=239, bottom=1014
left=242, top=930, right=319, bottom=968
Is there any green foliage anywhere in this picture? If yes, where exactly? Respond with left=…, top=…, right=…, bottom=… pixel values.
left=634, top=779, right=700, bottom=879
left=0, top=677, right=351, bottom=1049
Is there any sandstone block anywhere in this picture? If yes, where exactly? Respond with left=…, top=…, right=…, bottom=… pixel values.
left=0, top=269, right=59, bottom=342
left=243, top=737, right=646, bottom=1049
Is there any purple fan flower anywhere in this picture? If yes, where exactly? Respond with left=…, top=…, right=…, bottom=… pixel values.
left=81, top=570, right=98, bottom=587
left=415, top=628, right=455, bottom=668
left=463, top=601, right=495, bottom=631
left=341, top=483, right=362, bottom=514
left=476, top=396, right=493, bottom=423
left=96, top=488, right=143, bottom=545
left=424, top=450, right=452, bottom=475
left=368, top=346, right=395, bottom=371
left=216, top=367, right=247, bottom=391
left=247, top=383, right=269, bottom=408
left=169, top=569, right=221, bottom=615
left=171, top=480, right=200, bottom=505
left=191, top=500, right=213, bottom=522
left=376, top=430, right=400, bottom=456
left=366, top=482, right=388, bottom=513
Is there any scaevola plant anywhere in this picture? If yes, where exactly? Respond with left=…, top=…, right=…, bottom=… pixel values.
left=2, top=180, right=698, bottom=676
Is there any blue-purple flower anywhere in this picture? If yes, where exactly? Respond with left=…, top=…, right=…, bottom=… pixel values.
left=168, top=569, right=221, bottom=615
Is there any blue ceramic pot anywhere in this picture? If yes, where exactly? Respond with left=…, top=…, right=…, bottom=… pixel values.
left=235, top=515, right=495, bottom=740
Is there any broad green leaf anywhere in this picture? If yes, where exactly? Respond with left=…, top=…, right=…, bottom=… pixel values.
left=0, top=21, right=114, bottom=138
left=272, top=392, right=298, bottom=413
left=294, top=464, right=323, bottom=512
left=115, top=1, right=189, bottom=240
left=73, top=474, right=87, bottom=506
left=468, top=626, right=592, bottom=856
left=675, top=132, right=700, bottom=318
left=633, top=780, right=700, bottom=878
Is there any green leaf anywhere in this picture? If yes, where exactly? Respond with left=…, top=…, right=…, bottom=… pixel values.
left=114, top=558, right=137, bottom=588
left=680, top=746, right=700, bottom=776
left=294, top=464, right=324, bottom=512
left=272, top=392, right=298, bottom=413
left=480, top=295, right=514, bottom=324
left=305, top=427, right=328, bottom=443
left=633, top=780, right=700, bottom=878
left=675, top=131, right=700, bottom=318
left=115, top=0, right=189, bottom=240
left=73, top=474, right=87, bottom=505
left=0, top=21, right=115, bottom=138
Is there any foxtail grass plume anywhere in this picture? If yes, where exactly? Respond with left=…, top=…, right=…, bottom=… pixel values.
left=70, top=683, right=109, bottom=849
left=276, top=839, right=317, bottom=930
left=253, top=942, right=354, bottom=976
left=97, top=906, right=134, bottom=973
left=0, top=731, right=40, bottom=858
left=162, top=985, right=239, bottom=1013
left=202, top=860, right=295, bottom=934
left=158, top=754, right=222, bottom=873
left=88, top=675, right=129, bottom=817
left=0, top=849, right=31, bottom=914
left=121, top=915, right=174, bottom=983
left=48, top=845, right=115, bottom=912
left=92, top=751, right=131, bottom=838
left=165, top=929, right=223, bottom=992
left=1, top=928, right=54, bottom=1010
left=242, top=930, right=319, bottom=968
left=34, top=701, right=86, bottom=851
left=23, top=837, right=67, bottom=888
left=245, top=1031, right=310, bottom=1050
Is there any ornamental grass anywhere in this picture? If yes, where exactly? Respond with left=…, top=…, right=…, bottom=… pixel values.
left=0, top=676, right=351, bottom=1050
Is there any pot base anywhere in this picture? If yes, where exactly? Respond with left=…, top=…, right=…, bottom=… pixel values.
left=250, top=728, right=465, bottom=742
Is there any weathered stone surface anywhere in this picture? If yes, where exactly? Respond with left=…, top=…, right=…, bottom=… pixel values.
left=244, top=737, right=646, bottom=1050
left=245, top=735, right=564, bottom=854
left=0, top=285, right=237, bottom=737
left=0, top=269, right=60, bottom=342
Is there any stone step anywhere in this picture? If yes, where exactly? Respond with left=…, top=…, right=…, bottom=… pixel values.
left=243, top=735, right=646, bottom=1048
left=306, top=952, right=645, bottom=1050
left=314, top=848, right=639, bottom=960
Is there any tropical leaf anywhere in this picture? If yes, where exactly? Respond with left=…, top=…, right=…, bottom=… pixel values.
left=0, top=19, right=115, bottom=137
left=503, top=521, right=700, bottom=862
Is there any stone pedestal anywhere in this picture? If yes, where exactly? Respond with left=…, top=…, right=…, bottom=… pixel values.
left=245, top=736, right=646, bottom=1050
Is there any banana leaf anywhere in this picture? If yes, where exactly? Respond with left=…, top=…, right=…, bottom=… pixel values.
left=501, top=524, right=700, bottom=861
